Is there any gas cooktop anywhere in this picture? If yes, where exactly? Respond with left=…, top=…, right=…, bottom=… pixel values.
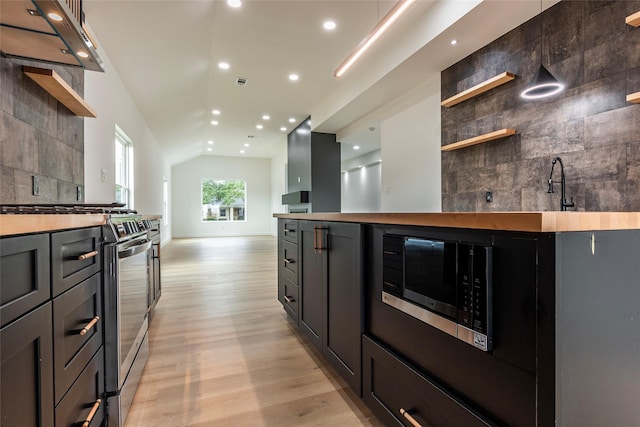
left=0, top=203, right=137, bottom=215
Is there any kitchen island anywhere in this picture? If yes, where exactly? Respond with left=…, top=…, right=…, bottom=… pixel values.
left=274, top=212, right=640, bottom=427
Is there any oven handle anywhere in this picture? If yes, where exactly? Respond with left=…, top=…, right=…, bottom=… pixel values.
left=118, top=240, right=152, bottom=259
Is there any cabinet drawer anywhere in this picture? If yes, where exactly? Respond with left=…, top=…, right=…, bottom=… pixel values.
left=282, top=220, right=298, bottom=243
left=1, top=233, right=51, bottom=327
left=1, top=302, right=54, bottom=427
left=51, top=227, right=102, bottom=297
left=279, top=275, right=299, bottom=322
left=282, top=239, right=298, bottom=283
left=383, top=235, right=403, bottom=270
left=363, top=335, right=495, bottom=427
left=53, top=273, right=103, bottom=403
left=55, top=348, right=105, bottom=427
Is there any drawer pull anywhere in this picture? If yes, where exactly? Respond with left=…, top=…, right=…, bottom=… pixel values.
left=82, top=399, right=102, bottom=427
left=383, top=281, right=399, bottom=288
left=284, top=295, right=294, bottom=303
left=383, top=250, right=398, bottom=255
left=400, top=408, right=422, bottom=427
left=284, top=228, right=295, bottom=234
left=80, top=316, right=100, bottom=336
left=283, top=258, right=294, bottom=264
left=78, top=250, right=98, bottom=260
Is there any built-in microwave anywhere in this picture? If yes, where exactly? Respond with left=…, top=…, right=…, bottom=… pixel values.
left=382, top=234, right=493, bottom=351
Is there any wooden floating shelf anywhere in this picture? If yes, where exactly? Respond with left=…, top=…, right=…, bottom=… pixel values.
left=441, top=72, right=516, bottom=108
left=441, top=128, right=516, bottom=152
left=627, top=91, right=640, bottom=104
left=626, top=11, right=640, bottom=27
left=23, top=66, right=97, bottom=118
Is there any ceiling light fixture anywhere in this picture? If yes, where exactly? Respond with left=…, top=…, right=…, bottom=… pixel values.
left=450, top=39, right=458, bottom=46
left=218, top=62, right=230, bottom=70
left=334, top=0, right=416, bottom=78
left=262, top=115, right=270, bottom=120
left=288, top=118, right=296, bottom=123
left=212, top=109, right=220, bottom=115
left=280, top=127, right=287, bottom=131
left=240, top=150, right=245, bottom=154
left=207, top=147, right=213, bottom=152
left=256, top=124, right=263, bottom=129
left=353, top=145, right=360, bottom=150
left=208, top=140, right=214, bottom=145
left=520, top=0, right=564, bottom=100
left=211, top=120, right=219, bottom=126
left=77, top=51, right=89, bottom=58
left=227, top=0, right=242, bottom=8
left=244, top=143, right=250, bottom=147
left=289, top=74, right=299, bottom=81
left=323, top=20, right=337, bottom=31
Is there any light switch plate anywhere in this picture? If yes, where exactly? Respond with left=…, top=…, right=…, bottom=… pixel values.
left=32, top=175, right=39, bottom=196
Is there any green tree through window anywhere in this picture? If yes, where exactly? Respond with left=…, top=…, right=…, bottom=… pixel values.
left=201, top=179, right=246, bottom=221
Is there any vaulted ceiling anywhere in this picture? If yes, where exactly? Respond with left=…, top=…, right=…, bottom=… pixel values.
left=83, top=0, right=556, bottom=165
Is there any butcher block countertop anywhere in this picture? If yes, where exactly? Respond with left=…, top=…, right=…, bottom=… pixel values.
left=273, top=212, right=640, bottom=232
left=0, top=214, right=162, bottom=237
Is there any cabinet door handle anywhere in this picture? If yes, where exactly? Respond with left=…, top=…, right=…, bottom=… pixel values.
left=313, top=226, right=319, bottom=253
left=79, top=316, right=100, bottom=336
left=283, top=258, right=293, bottom=264
left=383, top=281, right=399, bottom=288
left=383, top=250, right=398, bottom=255
left=400, top=408, right=422, bottom=427
left=284, top=295, right=294, bottom=303
left=82, top=399, right=102, bottom=427
left=78, top=250, right=98, bottom=260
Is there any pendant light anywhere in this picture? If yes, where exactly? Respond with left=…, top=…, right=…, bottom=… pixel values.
left=520, top=0, right=564, bottom=99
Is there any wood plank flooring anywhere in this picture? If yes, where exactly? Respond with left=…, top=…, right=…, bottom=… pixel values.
left=125, top=236, right=382, bottom=427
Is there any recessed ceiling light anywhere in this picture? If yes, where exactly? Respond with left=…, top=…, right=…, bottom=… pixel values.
left=244, top=143, right=250, bottom=147
left=207, top=147, right=213, bottom=152
left=208, top=140, right=214, bottom=145
left=256, top=124, right=263, bottom=129
left=288, top=118, right=296, bottom=123
left=212, top=109, right=220, bottom=115
left=240, top=150, right=245, bottom=154
left=218, top=62, right=230, bottom=70
left=323, top=20, right=336, bottom=31
left=227, top=0, right=242, bottom=7
left=354, top=145, right=360, bottom=150
left=288, top=74, right=299, bottom=81
left=450, top=39, right=458, bottom=46
left=280, top=127, right=287, bottom=131
left=47, top=12, right=63, bottom=21
left=211, top=120, right=219, bottom=126
left=77, top=51, right=89, bottom=58
left=262, top=115, right=270, bottom=120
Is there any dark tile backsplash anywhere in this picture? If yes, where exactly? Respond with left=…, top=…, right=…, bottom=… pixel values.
left=441, top=0, right=640, bottom=212
left=0, top=55, right=85, bottom=204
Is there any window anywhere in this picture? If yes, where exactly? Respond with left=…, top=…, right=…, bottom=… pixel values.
left=201, top=179, right=246, bottom=221
left=163, top=179, right=169, bottom=226
left=115, top=126, right=133, bottom=208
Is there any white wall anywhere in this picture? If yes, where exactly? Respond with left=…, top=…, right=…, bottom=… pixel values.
left=172, top=156, right=271, bottom=237
left=270, top=139, right=287, bottom=235
left=341, top=150, right=382, bottom=212
left=380, top=74, right=441, bottom=212
left=84, top=50, right=172, bottom=243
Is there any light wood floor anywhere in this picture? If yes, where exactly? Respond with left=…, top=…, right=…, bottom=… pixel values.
left=125, top=236, right=383, bottom=427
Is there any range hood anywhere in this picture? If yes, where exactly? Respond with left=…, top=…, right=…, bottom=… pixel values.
left=0, top=0, right=104, bottom=72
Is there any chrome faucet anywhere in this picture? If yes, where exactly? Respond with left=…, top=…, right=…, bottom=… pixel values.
left=547, top=157, right=574, bottom=211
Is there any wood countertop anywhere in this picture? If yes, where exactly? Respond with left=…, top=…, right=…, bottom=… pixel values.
left=0, top=214, right=162, bottom=237
left=273, top=212, right=640, bottom=232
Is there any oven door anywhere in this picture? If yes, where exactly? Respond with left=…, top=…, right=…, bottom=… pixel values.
left=116, top=237, right=151, bottom=387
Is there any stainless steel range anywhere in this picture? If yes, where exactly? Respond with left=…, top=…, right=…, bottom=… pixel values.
left=102, top=215, right=155, bottom=427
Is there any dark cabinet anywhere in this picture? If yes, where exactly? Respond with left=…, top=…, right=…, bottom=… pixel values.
left=362, top=335, right=495, bottom=427
left=51, top=227, right=102, bottom=297
left=0, top=233, right=50, bottom=327
left=298, top=220, right=362, bottom=395
left=278, top=219, right=300, bottom=324
left=1, top=302, right=54, bottom=427
left=285, top=118, right=341, bottom=212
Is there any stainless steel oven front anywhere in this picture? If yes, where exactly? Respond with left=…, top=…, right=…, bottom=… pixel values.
left=103, top=219, right=152, bottom=427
